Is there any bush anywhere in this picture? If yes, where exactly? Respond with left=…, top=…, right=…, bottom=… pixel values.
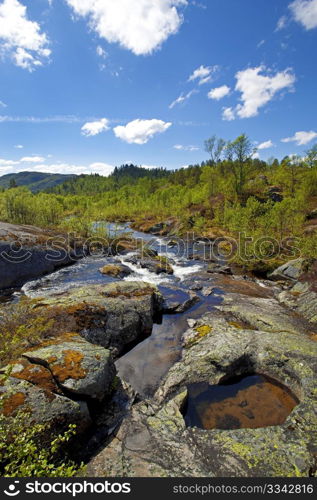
left=0, top=410, right=82, bottom=477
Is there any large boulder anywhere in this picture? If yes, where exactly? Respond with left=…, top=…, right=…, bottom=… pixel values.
left=268, top=258, right=314, bottom=282
left=87, top=312, right=317, bottom=477
left=38, top=281, right=164, bottom=357
left=0, top=222, right=85, bottom=290
left=0, top=376, right=91, bottom=433
left=23, top=334, right=116, bottom=402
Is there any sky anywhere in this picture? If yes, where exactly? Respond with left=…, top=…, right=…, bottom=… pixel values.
left=0, top=0, right=317, bottom=176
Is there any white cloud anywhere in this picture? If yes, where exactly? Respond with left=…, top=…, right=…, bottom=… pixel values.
left=208, top=85, right=230, bottom=100
left=65, top=0, right=187, bottom=56
left=234, top=65, right=295, bottom=118
left=0, top=157, right=19, bottom=166
left=96, top=45, right=107, bottom=58
left=0, top=100, right=7, bottom=107
left=0, top=0, right=51, bottom=71
left=258, top=140, right=274, bottom=150
left=281, top=130, right=317, bottom=145
left=289, top=0, right=317, bottom=30
left=14, top=144, right=23, bottom=149
left=222, top=107, right=235, bottom=121
left=173, top=144, right=199, bottom=151
left=113, top=119, right=172, bottom=144
left=81, top=118, right=110, bottom=137
left=0, top=161, right=116, bottom=176
left=169, top=89, right=197, bottom=109
left=276, top=15, right=288, bottom=31
left=188, top=64, right=218, bottom=85
left=257, top=39, right=265, bottom=47
left=20, top=156, right=45, bottom=163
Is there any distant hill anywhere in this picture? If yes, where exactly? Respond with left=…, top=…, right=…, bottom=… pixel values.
left=0, top=172, right=77, bottom=193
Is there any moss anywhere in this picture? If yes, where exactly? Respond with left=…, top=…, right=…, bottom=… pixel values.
left=185, top=325, right=213, bottom=349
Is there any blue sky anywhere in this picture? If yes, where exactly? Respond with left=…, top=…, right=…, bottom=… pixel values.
left=0, top=0, right=317, bottom=176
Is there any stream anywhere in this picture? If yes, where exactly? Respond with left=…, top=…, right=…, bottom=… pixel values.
left=11, top=223, right=225, bottom=397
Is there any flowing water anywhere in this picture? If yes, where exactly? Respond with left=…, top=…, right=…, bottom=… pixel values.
left=12, top=223, right=222, bottom=396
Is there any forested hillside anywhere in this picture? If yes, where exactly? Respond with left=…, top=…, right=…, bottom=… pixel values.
left=1, top=135, right=316, bottom=268
left=0, top=172, right=76, bottom=193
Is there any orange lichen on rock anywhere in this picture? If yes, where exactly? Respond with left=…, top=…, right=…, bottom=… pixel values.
left=50, top=350, right=87, bottom=383
left=10, top=360, right=58, bottom=393
left=2, top=392, right=26, bottom=417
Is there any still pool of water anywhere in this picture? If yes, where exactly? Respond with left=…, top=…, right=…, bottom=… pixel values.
left=183, top=374, right=299, bottom=430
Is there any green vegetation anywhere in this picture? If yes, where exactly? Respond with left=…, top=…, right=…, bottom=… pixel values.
left=0, top=410, right=82, bottom=477
left=0, top=138, right=316, bottom=265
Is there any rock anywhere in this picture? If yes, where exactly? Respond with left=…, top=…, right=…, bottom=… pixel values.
left=0, top=222, right=85, bottom=290
left=306, top=207, right=317, bottom=221
left=99, top=264, right=131, bottom=278
left=23, top=334, right=116, bottom=402
left=277, top=282, right=317, bottom=324
left=267, top=186, right=283, bottom=202
left=217, top=293, right=309, bottom=335
left=160, top=286, right=200, bottom=314
left=268, top=258, right=314, bottom=282
left=87, top=314, right=317, bottom=477
left=201, top=286, right=215, bottom=297
left=187, top=319, right=197, bottom=328
left=37, top=281, right=164, bottom=357
left=125, top=255, right=174, bottom=275
left=207, top=263, right=232, bottom=275
left=0, top=376, right=91, bottom=433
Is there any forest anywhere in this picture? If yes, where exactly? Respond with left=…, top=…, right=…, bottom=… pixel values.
left=1, top=134, right=316, bottom=269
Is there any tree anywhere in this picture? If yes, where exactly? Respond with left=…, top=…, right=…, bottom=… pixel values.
left=228, top=134, right=254, bottom=196
left=9, top=178, right=17, bottom=189
left=204, top=135, right=226, bottom=164
left=305, top=143, right=317, bottom=168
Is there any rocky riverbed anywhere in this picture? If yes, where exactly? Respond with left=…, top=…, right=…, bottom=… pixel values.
left=0, top=222, right=316, bottom=477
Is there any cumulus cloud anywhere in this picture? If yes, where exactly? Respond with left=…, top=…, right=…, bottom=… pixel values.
left=232, top=66, right=295, bottom=119
left=281, top=130, right=317, bottom=145
left=173, top=144, right=199, bottom=151
left=113, top=119, right=172, bottom=144
left=0, top=0, right=51, bottom=71
left=222, top=107, right=235, bottom=121
left=65, top=0, right=187, bottom=56
left=208, top=85, right=230, bottom=100
left=289, top=0, right=317, bottom=30
left=188, top=65, right=218, bottom=85
left=258, top=140, right=274, bottom=150
left=20, top=156, right=45, bottom=163
left=81, top=118, right=110, bottom=137
left=169, top=89, right=197, bottom=109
